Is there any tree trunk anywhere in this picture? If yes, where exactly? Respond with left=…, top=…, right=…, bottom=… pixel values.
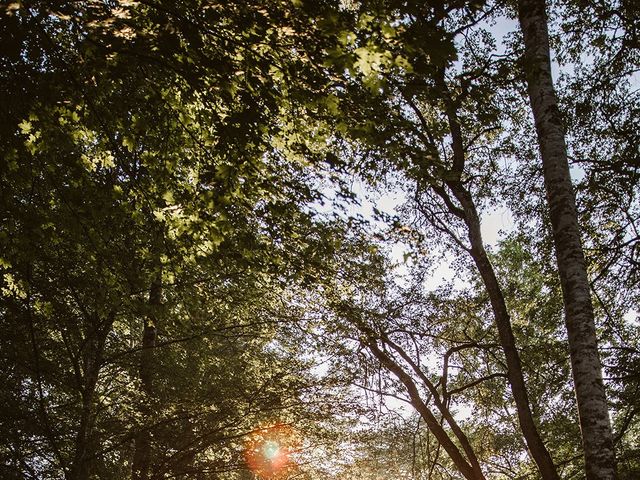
left=436, top=82, right=560, bottom=479
left=70, top=361, right=100, bottom=480
left=381, top=334, right=485, bottom=478
left=132, top=276, right=162, bottom=480
left=516, top=0, right=617, bottom=477
left=346, top=311, right=484, bottom=479
left=69, top=315, right=110, bottom=480
left=366, top=339, right=485, bottom=480
left=448, top=181, right=560, bottom=480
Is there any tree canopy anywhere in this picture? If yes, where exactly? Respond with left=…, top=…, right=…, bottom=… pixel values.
left=1, top=1, right=638, bottom=479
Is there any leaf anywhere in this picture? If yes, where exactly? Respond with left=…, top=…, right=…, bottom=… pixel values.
left=163, top=190, right=174, bottom=204
left=18, top=120, right=31, bottom=134
left=122, top=136, right=135, bottom=152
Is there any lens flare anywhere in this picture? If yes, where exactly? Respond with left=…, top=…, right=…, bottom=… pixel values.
left=244, top=424, right=299, bottom=479
left=264, top=440, right=279, bottom=460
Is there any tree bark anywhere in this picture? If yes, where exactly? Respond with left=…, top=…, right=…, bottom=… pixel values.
left=366, top=339, right=485, bottom=480
left=434, top=82, right=560, bottom=480
left=447, top=181, right=560, bottom=480
left=69, top=315, right=111, bottom=480
left=381, top=334, right=484, bottom=478
left=346, top=311, right=484, bottom=479
left=516, top=0, right=617, bottom=478
left=132, top=276, right=162, bottom=480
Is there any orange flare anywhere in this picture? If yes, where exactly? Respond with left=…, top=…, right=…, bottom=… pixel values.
left=244, top=423, right=299, bottom=479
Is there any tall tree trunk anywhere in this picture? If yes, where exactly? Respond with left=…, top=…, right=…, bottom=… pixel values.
left=69, top=315, right=110, bottom=480
left=447, top=181, right=560, bottom=480
left=132, top=276, right=162, bottom=480
left=433, top=82, right=560, bottom=480
left=70, top=355, right=100, bottom=480
left=516, top=0, right=616, bottom=478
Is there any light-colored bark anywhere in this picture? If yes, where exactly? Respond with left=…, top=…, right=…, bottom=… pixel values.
left=516, top=0, right=616, bottom=478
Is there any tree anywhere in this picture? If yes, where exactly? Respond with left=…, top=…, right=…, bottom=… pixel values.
left=0, top=1, right=354, bottom=478
left=314, top=1, right=561, bottom=477
left=516, top=0, right=617, bottom=477
left=1, top=1, right=637, bottom=479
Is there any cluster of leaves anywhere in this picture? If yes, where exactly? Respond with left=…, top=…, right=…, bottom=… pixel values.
left=1, top=0, right=639, bottom=479
left=0, top=1, right=358, bottom=479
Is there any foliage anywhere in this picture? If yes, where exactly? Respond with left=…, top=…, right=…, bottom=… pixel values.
left=0, top=0, right=638, bottom=479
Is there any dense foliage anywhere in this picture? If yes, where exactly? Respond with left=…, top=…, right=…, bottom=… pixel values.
left=0, top=1, right=637, bottom=479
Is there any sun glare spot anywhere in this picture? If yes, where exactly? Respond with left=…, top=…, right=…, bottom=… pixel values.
left=244, top=424, right=300, bottom=479
left=264, top=440, right=280, bottom=460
